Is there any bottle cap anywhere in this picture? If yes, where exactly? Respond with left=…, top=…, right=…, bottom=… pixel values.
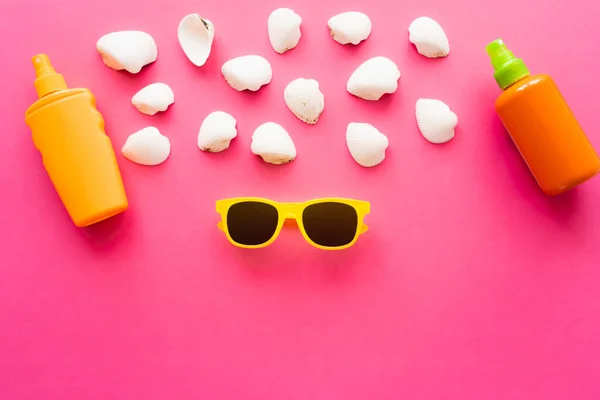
left=32, top=54, right=67, bottom=98
left=486, top=39, right=530, bottom=90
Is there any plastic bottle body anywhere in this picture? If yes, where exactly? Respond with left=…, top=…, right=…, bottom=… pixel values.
left=495, top=74, right=600, bottom=195
left=26, top=89, right=128, bottom=226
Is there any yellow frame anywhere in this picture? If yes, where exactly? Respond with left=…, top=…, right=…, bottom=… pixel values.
left=215, top=197, right=370, bottom=250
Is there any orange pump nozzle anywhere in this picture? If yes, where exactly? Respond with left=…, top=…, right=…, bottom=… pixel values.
left=32, top=54, right=67, bottom=98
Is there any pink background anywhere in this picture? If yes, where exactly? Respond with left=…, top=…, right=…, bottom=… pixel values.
left=1, top=0, right=600, bottom=398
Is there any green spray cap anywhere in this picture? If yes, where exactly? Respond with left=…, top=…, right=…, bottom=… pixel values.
left=486, top=39, right=530, bottom=89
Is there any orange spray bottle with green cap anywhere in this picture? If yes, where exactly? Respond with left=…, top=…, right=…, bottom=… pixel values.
left=486, top=39, right=600, bottom=195
left=25, top=54, right=128, bottom=227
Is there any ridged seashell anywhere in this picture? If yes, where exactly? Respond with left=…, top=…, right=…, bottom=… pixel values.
left=122, top=127, right=171, bottom=166
left=131, top=83, right=175, bottom=116
left=408, top=17, right=450, bottom=58
left=346, top=123, right=389, bottom=167
left=96, top=31, right=157, bottom=74
left=221, top=55, right=272, bottom=91
left=178, top=14, right=215, bottom=67
left=415, top=98, right=458, bottom=144
left=268, top=8, right=302, bottom=54
left=251, top=122, right=296, bottom=165
left=198, top=111, right=238, bottom=152
left=347, top=57, right=401, bottom=101
left=327, top=12, right=372, bottom=45
left=283, top=78, right=325, bottom=124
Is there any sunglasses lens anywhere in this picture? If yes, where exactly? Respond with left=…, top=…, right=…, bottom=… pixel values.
left=227, top=201, right=279, bottom=246
left=302, top=202, right=358, bottom=247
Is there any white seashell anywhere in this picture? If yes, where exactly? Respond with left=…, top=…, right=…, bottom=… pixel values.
left=96, top=31, right=157, bottom=74
left=346, top=123, right=389, bottom=167
left=415, top=98, right=458, bottom=144
left=122, top=127, right=171, bottom=166
left=327, top=12, right=372, bottom=45
left=408, top=17, right=450, bottom=58
left=251, top=122, right=296, bottom=165
left=284, top=78, right=325, bottom=124
left=347, top=57, right=401, bottom=101
left=268, top=8, right=302, bottom=54
left=198, top=111, right=238, bottom=152
left=178, top=13, right=215, bottom=67
left=131, top=83, right=175, bottom=116
left=221, top=55, right=272, bottom=91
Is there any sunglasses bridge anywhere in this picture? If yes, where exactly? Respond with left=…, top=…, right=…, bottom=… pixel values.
left=278, top=203, right=303, bottom=219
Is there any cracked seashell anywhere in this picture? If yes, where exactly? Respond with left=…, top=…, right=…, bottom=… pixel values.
left=327, top=12, right=371, bottom=45
left=347, top=56, right=401, bottom=101
left=96, top=31, right=157, bottom=74
left=415, top=98, right=457, bottom=144
left=268, top=8, right=302, bottom=54
left=408, top=17, right=450, bottom=58
left=122, top=127, right=170, bottom=166
left=251, top=122, right=296, bottom=165
left=178, top=13, right=215, bottom=66
left=198, top=111, right=238, bottom=152
left=221, top=55, right=272, bottom=91
left=284, top=78, right=325, bottom=124
left=131, top=83, right=174, bottom=116
left=346, top=122, right=389, bottom=167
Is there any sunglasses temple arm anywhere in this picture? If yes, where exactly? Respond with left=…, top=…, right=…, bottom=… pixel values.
left=218, top=221, right=224, bottom=231
left=361, top=223, right=369, bottom=234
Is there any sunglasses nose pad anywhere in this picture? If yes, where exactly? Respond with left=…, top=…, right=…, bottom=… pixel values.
left=283, top=218, right=298, bottom=228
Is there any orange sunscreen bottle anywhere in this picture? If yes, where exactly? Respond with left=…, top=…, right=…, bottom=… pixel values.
left=25, top=54, right=128, bottom=226
left=486, top=39, right=600, bottom=195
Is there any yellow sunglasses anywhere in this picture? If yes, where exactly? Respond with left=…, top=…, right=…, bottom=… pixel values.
left=216, top=198, right=370, bottom=250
